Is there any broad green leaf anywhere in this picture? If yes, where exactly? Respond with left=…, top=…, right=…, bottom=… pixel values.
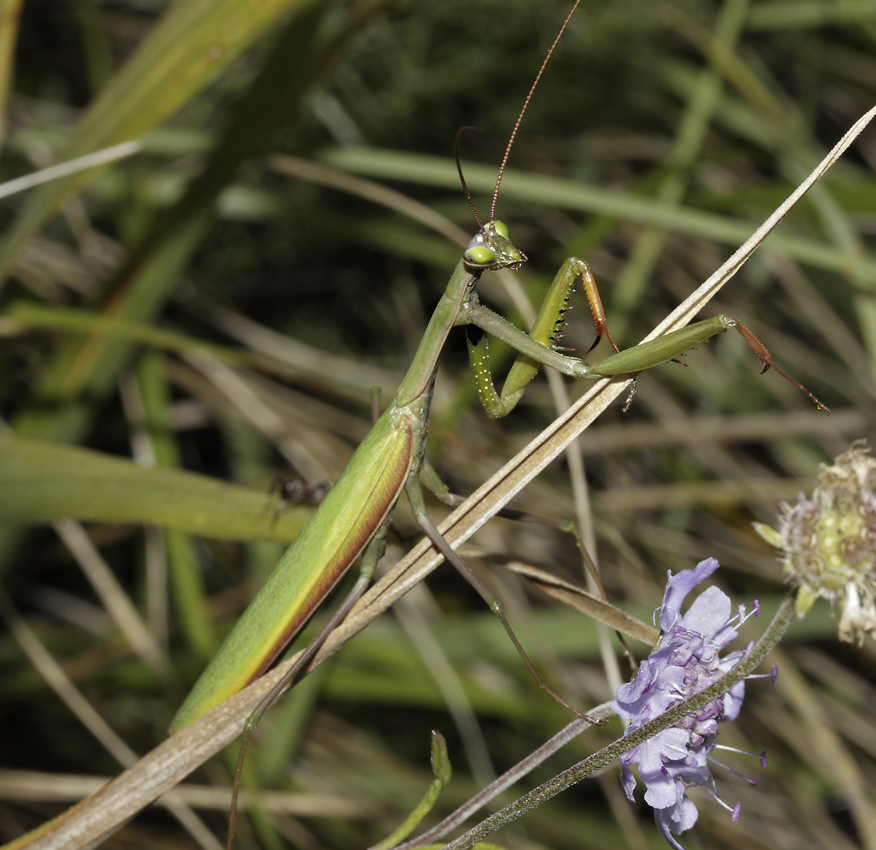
left=0, top=436, right=312, bottom=542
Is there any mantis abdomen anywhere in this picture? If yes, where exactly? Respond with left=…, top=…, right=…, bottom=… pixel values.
left=169, top=407, right=416, bottom=733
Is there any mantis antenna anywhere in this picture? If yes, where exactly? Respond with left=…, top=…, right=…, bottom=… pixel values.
left=456, top=0, right=583, bottom=230
left=490, top=0, right=582, bottom=222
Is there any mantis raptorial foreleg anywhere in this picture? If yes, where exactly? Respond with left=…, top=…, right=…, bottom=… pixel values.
left=466, top=258, right=620, bottom=418
left=586, top=314, right=828, bottom=410
left=463, top=256, right=828, bottom=416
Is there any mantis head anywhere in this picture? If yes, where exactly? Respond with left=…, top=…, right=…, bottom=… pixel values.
left=463, top=221, right=527, bottom=272
left=458, top=4, right=580, bottom=276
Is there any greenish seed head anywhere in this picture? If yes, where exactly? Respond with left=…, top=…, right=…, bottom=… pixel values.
left=754, top=441, right=876, bottom=642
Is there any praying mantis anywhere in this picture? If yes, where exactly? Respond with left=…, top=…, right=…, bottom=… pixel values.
left=168, top=1, right=827, bottom=828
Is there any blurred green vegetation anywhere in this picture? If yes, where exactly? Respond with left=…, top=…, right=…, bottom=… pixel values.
left=1, top=1, right=875, bottom=849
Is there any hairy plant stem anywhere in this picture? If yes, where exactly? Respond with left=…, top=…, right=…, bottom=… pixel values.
left=439, top=592, right=797, bottom=850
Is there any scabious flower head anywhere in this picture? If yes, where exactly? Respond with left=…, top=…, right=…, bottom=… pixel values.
left=754, top=441, right=876, bottom=642
left=613, top=558, right=760, bottom=850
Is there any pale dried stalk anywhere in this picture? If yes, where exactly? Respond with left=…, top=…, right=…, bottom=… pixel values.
left=0, top=141, right=142, bottom=201
left=12, top=102, right=876, bottom=850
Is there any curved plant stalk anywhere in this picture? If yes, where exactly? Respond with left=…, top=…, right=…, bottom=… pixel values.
left=370, top=732, right=452, bottom=850
left=0, top=141, right=141, bottom=201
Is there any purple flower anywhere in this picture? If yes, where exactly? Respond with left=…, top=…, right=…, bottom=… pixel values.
left=613, top=558, right=762, bottom=849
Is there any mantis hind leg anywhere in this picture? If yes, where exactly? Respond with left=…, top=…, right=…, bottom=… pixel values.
left=587, top=315, right=828, bottom=411
left=466, top=259, right=619, bottom=419
left=420, top=458, right=607, bottom=599
left=404, top=475, right=598, bottom=723
left=419, top=459, right=641, bottom=667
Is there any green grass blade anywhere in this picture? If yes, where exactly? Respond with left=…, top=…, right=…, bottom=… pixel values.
left=0, top=0, right=23, bottom=140
left=135, top=351, right=217, bottom=660
left=0, top=435, right=312, bottom=543
left=0, top=0, right=323, bottom=282
left=322, top=147, right=876, bottom=283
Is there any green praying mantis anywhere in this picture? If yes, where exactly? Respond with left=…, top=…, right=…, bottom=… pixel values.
left=170, top=224, right=824, bottom=732
left=168, top=0, right=827, bottom=841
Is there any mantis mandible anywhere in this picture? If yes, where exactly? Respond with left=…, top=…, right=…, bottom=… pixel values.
left=169, top=0, right=826, bottom=838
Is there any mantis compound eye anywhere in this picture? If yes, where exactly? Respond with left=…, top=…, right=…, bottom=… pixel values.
left=491, top=220, right=510, bottom=240
left=464, top=245, right=498, bottom=267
